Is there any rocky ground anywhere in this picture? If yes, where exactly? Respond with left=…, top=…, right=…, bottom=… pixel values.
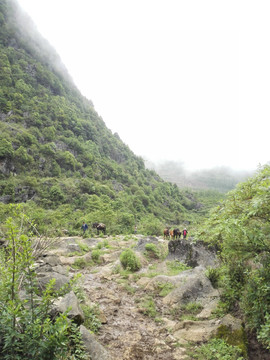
left=36, top=234, right=270, bottom=360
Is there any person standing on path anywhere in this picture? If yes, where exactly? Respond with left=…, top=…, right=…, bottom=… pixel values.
left=81, top=221, right=88, bottom=234
left=183, top=228, right=188, bottom=239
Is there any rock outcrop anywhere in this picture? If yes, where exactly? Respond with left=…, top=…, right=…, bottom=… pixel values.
left=167, top=239, right=219, bottom=268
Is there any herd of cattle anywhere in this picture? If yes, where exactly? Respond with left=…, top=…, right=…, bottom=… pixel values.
left=91, top=222, right=187, bottom=239
left=163, top=227, right=187, bottom=240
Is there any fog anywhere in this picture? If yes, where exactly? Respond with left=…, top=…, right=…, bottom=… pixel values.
left=16, top=0, right=270, bottom=171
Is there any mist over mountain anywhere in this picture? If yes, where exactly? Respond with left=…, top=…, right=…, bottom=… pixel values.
left=146, top=160, right=253, bottom=193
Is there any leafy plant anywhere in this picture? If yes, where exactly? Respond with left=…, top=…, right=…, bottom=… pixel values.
left=189, top=338, right=244, bottom=360
left=145, top=243, right=161, bottom=258
left=91, top=249, right=101, bottom=263
left=139, top=296, right=157, bottom=318
left=120, top=249, right=141, bottom=272
left=80, top=304, right=102, bottom=334
left=198, top=165, right=270, bottom=348
left=0, top=205, right=87, bottom=359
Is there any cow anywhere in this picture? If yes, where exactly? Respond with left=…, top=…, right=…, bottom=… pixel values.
left=92, top=222, right=106, bottom=235
left=163, top=228, right=170, bottom=239
left=173, top=228, right=181, bottom=239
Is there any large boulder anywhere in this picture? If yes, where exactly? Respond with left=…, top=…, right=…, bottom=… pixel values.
left=36, top=271, right=70, bottom=292
left=162, top=266, right=219, bottom=307
left=80, top=325, right=112, bottom=360
left=55, top=291, right=85, bottom=324
left=135, top=236, right=160, bottom=252
left=173, top=314, right=245, bottom=344
left=167, top=239, right=219, bottom=268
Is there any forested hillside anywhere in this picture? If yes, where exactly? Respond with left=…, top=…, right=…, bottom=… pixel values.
left=198, top=164, right=270, bottom=353
left=0, top=0, right=205, bottom=235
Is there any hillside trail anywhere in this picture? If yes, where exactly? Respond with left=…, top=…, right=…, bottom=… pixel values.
left=56, top=234, right=188, bottom=359
left=51, top=234, right=270, bottom=360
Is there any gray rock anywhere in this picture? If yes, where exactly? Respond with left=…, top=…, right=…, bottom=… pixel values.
left=37, top=271, right=70, bottom=292
left=56, top=291, right=84, bottom=324
left=0, top=195, right=12, bottom=204
left=14, top=186, right=36, bottom=202
left=160, top=267, right=219, bottom=306
left=80, top=325, right=112, bottom=360
left=136, top=236, right=159, bottom=252
left=43, top=254, right=62, bottom=266
left=167, top=239, right=219, bottom=268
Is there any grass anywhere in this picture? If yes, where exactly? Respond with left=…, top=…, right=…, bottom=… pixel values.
left=156, top=281, right=175, bottom=297
left=170, top=301, right=203, bottom=321
left=144, top=243, right=161, bottom=258
left=139, top=295, right=157, bottom=318
left=186, top=338, right=244, bottom=360
left=72, top=257, right=93, bottom=269
left=166, top=260, right=191, bottom=276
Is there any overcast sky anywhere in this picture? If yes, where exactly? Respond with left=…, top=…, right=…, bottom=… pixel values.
left=17, top=0, right=270, bottom=171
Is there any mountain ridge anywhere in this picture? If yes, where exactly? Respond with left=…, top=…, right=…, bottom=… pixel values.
left=0, top=0, right=205, bottom=235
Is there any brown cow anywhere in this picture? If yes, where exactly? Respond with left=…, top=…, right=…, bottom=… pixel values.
left=163, top=228, right=170, bottom=239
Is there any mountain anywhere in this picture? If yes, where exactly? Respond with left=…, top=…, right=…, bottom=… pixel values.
left=0, top=0, right=206, bottom=235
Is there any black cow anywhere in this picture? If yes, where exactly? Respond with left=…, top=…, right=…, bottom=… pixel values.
left=173, top=228, right=181, bottom=239
left=92, top=222, right=106, bottom=235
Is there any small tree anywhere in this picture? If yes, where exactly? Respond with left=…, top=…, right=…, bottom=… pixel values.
left=0, top=204, right=87, bottom=359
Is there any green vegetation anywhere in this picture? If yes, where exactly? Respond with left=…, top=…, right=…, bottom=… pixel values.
left=80, top=304, right=102, bottom=334
left=188, top=338, right=244, bottom=360
left=170, top=301, right=203, bottom=321
left=198, top=164, right=270, bottom=349
left=0, top=205, right=87, bottom=359
left=139, top=295, right=157, bottom=318
left=166, top=260, right=191, bottom=276
left=155, top=282, right=175, bottom=297
left=1, top=1, right=270, bottom=357
left=120, top=249, right=141, bottom=272
left=145, top=243, right=160, bottom=257
left=0, top=1, right=220, bottom=238
left=91, top=249, right=101, bottom=263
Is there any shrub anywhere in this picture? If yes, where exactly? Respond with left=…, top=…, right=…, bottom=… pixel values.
left=145, top=243, right=160, bottom=258
left=120, top=249, right=141, bottom=272
left=91, top=249, right=101, bottom=263
left=139, top=296, right=157, bottom=318
left=205, top=267, right=220, bottom=289
left=73, top=258, right=87, bottom=269
left=0, top=138, right=14, bottom=159
left=0, top=205, right=87, bottom=359
left=258, top=313, right=270, bottom=349
left=190, top=338, right=244, bottom=360
left=80, top=304, right=102, bottom=334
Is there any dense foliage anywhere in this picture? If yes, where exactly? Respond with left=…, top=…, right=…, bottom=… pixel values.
left=198, top=165, right=270, bottom=349
left=0, top=205, right=87, bottom=359
left=0, top=0, right=205, bottom=235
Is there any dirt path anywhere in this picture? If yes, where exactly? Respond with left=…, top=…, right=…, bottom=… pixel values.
left=72, top=236, right=186, bottom=360
left=51, top=235, right=270, bottom=360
